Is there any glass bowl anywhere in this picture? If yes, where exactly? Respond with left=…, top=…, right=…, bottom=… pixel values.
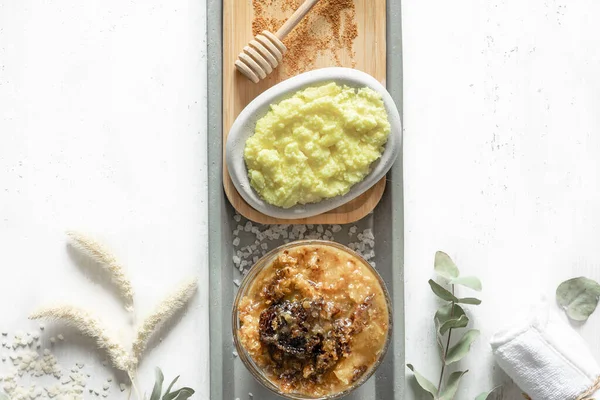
left=232, top=240, right=393, bottom=400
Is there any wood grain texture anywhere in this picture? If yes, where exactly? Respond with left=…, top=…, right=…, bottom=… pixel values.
left=223, top=0, right=387, bottom=224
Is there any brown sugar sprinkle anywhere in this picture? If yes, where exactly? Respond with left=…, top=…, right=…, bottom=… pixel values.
left=252, top=0, right=358, bottom=76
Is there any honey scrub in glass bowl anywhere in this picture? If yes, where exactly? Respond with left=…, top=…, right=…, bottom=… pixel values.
left=232, top=240, right=392, bottom=399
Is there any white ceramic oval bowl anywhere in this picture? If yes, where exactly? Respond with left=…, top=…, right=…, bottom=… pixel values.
left=226, top=67, right=402, bottom=220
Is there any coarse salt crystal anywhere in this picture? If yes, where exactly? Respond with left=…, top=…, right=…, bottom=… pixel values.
left=233, top=237, right=240, bottom=247
left=234, top=214, right=241, bottom=222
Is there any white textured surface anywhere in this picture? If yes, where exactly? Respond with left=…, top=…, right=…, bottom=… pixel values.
left=3, top=0, right=600, bottom=399
left=0, top=0, right=208, bottom=398
left=403, top=0, right=600, bottom=398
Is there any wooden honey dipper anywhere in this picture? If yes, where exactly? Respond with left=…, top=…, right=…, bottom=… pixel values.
left=235, top=0, right=321, bottom=83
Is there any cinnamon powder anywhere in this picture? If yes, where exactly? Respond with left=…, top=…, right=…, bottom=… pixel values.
left=252, top=0, right=358, bottom=75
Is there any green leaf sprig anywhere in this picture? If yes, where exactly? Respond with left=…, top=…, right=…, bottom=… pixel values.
left=149, top=368, right=195, bottom=400
left=407, top=251, right=496, bottom=400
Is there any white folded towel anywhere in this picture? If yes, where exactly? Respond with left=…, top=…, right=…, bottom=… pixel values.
left=491, top=305, right=600, bottom=400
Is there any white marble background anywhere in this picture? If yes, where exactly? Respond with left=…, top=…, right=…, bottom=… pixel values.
left=2, top=0, right=600, bottom=399
left=403, top=0, right=600, bottom=398
left=0, top=0, right=208, bottom=398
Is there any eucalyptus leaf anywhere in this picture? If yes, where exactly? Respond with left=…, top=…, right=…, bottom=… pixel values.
left=450, top=276, right=482, bottom=291
left=439, top=370, right=468, bottom=400
left=475, top=385, right=502, bottom=400
left=556, top=277, right=600, bottom=321
left=435, top=251, right=460, bottom=280
left=407, top=364, right=437, bottom=397
left=434, top=304, right=468, bottom=349
left=163, top=375, right=180, bottom=399
left=458, top=297, right=482, bottom=305
left=439, top=314, right=469, bottom=335
left=445, top=329, right=480, bottom=365
left=150, top=368, right=165, bottom=400
left=164, top=388, right=195, bottom=400
left=429, top=280, right=459, bottom=302
left=435, top=304, right=466, bottom=330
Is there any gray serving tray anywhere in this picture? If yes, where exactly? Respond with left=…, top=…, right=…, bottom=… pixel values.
left=207, top=1, right=404, bottom=398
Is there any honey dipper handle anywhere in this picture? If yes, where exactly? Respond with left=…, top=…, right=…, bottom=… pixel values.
left=275, top=0, right=321, bottom=40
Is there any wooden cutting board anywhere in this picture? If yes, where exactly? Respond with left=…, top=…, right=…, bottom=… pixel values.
left=223, top=0, right=387, bottom=224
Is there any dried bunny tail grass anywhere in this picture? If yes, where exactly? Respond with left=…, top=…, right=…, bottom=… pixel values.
left=29, top=305, right=131, bottom=372
left=131, top=277, right=198, bottom=366
left=66, top=231, right=134, bottom=312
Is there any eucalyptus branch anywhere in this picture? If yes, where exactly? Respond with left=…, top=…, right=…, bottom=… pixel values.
left=437, top=285, right=455, bottom=396
left=407, top=251, right=495, bottom=400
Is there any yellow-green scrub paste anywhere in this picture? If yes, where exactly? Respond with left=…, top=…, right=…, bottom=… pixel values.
left=243, top=82, right=391, bottom=209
